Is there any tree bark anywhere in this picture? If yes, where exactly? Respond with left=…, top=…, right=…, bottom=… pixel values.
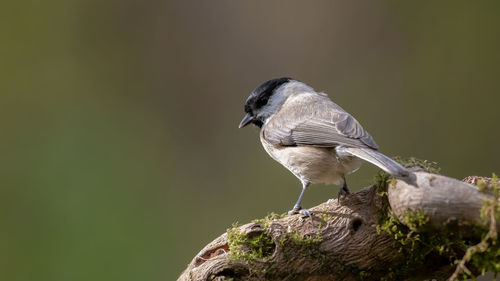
left=177, top=172, right=496, bottom=281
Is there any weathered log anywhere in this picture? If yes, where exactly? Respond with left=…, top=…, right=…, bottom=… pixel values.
left=388, top=172, right=496, bottom=235
left=177, top=172, right=496, bottom=281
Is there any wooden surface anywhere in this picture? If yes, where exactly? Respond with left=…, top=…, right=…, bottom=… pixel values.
left=178, top=172, right=495, bottom=281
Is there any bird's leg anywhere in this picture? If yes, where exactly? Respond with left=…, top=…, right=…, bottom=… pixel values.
left=288, top=181, right=312, bottom=218
left=338, top=176, right=351, bottom=200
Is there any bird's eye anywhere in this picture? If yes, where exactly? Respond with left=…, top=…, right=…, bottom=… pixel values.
left=255, top=96, right=269, bottom=108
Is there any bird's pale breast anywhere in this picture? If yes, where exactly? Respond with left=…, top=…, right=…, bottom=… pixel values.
left=260, top=132, right=362, bottom=185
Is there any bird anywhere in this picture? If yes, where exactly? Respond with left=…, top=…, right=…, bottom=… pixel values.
left=238, top=77, right=409, bottom=218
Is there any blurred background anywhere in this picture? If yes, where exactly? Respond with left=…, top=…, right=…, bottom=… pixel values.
left=1, top=1, right=499, bottom=280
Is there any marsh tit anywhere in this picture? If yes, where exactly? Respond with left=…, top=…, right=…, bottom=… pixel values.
left=239, top=78, right=409, bottom=217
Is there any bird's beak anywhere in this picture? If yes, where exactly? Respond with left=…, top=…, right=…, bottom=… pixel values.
left=238, top=113, right=254, bottom=128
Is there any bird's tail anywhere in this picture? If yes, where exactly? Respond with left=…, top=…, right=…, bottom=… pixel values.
left=338, top=147, right=409, bottom=178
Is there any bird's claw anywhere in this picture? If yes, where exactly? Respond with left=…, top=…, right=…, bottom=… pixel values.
left=298, top=209, right=312, bottom=219
left=288, top=205, right=300, bottom=215
left=288, top=205, right=313, bottom=219
left=337, top=186, right=351, bottom=201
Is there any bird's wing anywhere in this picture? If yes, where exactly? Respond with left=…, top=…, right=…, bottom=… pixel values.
left=263, top=93, right=379, bottom=150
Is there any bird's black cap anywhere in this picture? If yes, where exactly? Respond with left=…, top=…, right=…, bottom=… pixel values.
left=245, top=77, right=291, bottom=112
left=240, top=77, right=292, bottom=128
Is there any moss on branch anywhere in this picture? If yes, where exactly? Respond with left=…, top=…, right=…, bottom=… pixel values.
left=212, top=158, right=500, bottom=281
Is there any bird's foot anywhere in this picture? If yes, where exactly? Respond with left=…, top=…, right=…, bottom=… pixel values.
left=337, top=185, right=351, bottom=201
left=288, top=205, right=312, bottom=219
left=298, top=209, right=312, bottom=219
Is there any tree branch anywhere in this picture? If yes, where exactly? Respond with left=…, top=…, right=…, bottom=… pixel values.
left=177, top=171, right=497, bottom=281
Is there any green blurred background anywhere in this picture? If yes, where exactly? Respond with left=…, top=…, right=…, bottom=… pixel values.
left=1, top=1, right=499, bottom=280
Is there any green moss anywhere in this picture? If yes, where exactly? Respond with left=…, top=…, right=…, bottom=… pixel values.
left=377, top=211, right=465, bottom=280
left=288, top=231, right=322, bottom=248
left=318, top=204, right=332, bottom=228
left=456, top=173, right=500, bottom=280
left=226, top=223, right=275, bottom=264
left=318, top=214, right=331, bottom=228
left=227, top=214, right=330, bottom=279
left=359, top=270, right=371, bottom=279
left=376, top=163, right=500, bottom=280
left=375, top=171, right=392, bottom=225
left=278, top=231, right=325, bottom=262
left=376, top=160, right=500, bottom=280
left=393, top=156, right=441, bottom=174
left=375, top=164, right=465, bottom=280
left=251, top=212, right=286, bottom=228
left=402, top=209, right=428, bottom=231
left=375, top=171, right=391, bottom=195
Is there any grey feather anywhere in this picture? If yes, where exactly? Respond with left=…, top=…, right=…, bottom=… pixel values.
left=263, top=93, right=379, bottom=149
left=337, top=146, right=409, bottom=178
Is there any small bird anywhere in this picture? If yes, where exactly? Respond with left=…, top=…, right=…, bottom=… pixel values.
left=239, top=78, right=409, bottom=217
